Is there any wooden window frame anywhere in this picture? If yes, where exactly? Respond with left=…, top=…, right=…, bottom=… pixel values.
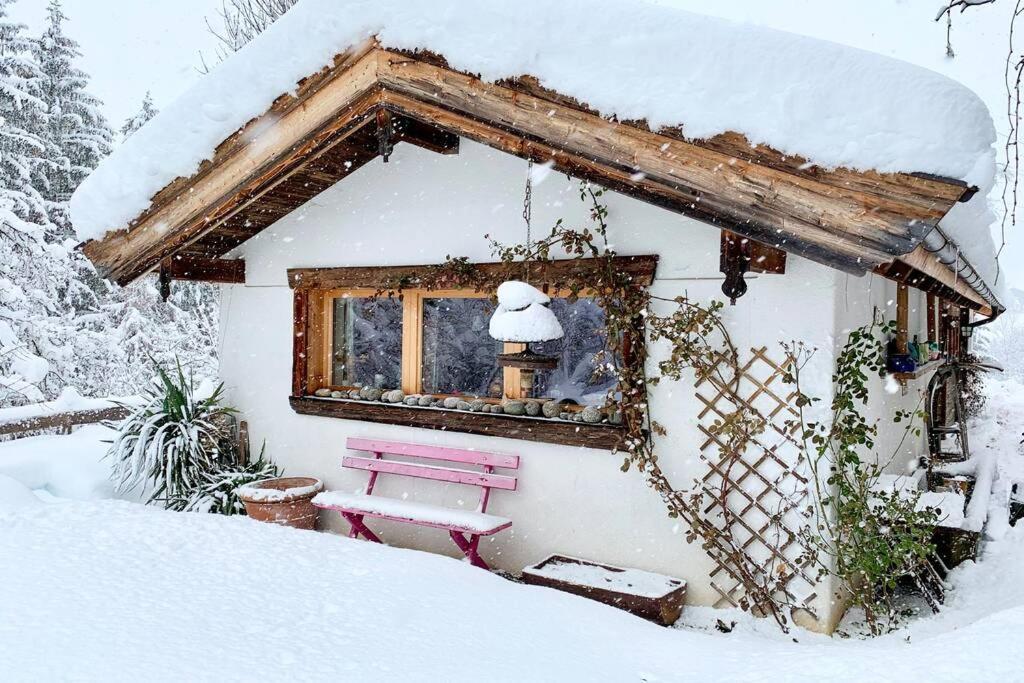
left=317, top=287, right=527, bottom=398
left=288, top=255, right=658, bottom=449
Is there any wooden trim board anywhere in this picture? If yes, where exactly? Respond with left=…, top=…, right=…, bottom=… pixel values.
left=290, top=396, right=625, bottom=450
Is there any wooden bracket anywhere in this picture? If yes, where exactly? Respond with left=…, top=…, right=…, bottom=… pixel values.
left=719, top=231, right=787, bottom=304
left=376, top=108, right=394, bottom=162
left=720, top=232, right=749, bottom=304
left=158, top=259, right=172, bottom=301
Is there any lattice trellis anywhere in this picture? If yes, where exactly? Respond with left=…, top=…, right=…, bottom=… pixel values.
left=694, top=346, right=818, bottom=617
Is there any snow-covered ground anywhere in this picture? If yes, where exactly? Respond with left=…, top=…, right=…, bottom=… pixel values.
left=0, top=380, right=1022, bottom=682
left=0, top=424, right=119, bottom=506
left=0, top=499, right=1021, bottom=682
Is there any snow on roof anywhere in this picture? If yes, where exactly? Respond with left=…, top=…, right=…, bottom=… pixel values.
left=70, top=0, right=998, bottom=283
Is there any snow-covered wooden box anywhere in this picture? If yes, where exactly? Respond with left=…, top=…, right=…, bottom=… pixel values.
left=522, top=555, right=687, bottom=625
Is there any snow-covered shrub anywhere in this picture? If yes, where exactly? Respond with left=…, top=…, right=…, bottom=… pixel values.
left=975, top=301, right=1024, bottom=381
left=108, top=360, right=235, bottom=508
left=961, top=353, right=989, bottom=419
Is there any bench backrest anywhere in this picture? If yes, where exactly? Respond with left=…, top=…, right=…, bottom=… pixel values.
left=344, top=438, right=519, bottom=493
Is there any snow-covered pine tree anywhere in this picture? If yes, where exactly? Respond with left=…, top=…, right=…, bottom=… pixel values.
left=120, top=91, right=156, bottom=140
left=0, top=0, right=76, bottom=405
left=32, top=0, right=113, bottom=230
left=1, top=1, right=219, bottom=404
left=82, top=90, right=222, bottom=395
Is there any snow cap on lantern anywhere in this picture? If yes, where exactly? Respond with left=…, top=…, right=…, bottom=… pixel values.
left=489, top=281, right=563, bottom=343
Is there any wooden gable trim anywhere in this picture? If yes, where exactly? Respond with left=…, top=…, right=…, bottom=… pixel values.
left=82, top=44, right=385, bottom=285
left=80, top=45, right=975, bottom=302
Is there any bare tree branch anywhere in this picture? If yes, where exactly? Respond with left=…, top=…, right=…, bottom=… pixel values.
left=935, top=0, right=997, bottom=22
left=199, top=0, right=297, bottom=72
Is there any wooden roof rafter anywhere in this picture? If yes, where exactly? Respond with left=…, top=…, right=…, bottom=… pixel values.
left=81, top=43, right=986, bottom=311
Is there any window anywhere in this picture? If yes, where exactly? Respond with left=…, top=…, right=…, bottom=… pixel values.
left=308, top=287, right=617, bottom=406
left=421, top=296, right=503, bottom=397
left=530, top=298, right=619, bottom=404
left=290, top=257, right=656, bottom=447
left=330, top=295, right=402, bottom=388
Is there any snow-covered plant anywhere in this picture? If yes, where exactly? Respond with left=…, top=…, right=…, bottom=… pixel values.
left=171, top=449, right=279, bottom=516
left=788, top=323, right=939, bottom=635
left=108, top=360, right=235, bottom=508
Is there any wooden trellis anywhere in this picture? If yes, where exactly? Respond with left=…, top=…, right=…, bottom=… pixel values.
left=694, top=346, right=818, bottom=617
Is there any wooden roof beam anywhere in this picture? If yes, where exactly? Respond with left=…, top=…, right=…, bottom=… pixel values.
left=394, top=115, right=460, bottom=155
left=875, top=247, right=993, bottom=316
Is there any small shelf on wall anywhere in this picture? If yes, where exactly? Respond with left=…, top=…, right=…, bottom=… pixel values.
left=893, top=359, right=945, bottom=385
left=289, top=396, right=626, bottom=450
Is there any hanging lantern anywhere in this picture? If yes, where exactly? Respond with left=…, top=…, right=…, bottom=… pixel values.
left=489, top=281, right=563, bottom=395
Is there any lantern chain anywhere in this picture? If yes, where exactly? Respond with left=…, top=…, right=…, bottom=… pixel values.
left=523, top=160, right=533, bottom=281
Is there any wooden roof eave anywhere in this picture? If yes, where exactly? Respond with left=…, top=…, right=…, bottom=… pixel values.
left=80, top=45, right=973, bottom=296
left=879, top=247, right=995, bottom=317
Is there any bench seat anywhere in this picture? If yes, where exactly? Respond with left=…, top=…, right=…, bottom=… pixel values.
left=317, top=438, right=519, bottom=568
left=314, top=491, right=512, bottom=535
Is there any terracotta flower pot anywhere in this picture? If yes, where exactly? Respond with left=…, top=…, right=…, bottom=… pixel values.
left=237, top=477, right=324, bottom=529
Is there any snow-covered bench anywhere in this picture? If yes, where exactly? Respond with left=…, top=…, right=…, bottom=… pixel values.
left=313, top=438, right=519, bottom=569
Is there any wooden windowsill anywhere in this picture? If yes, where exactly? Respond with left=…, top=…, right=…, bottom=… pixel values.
left=893, top=359, right=946, bottom=384
left=289, top=396, right=625, bottom=450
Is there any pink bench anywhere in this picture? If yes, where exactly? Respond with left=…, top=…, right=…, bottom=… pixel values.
left=313, top=437, right=519, bottom=569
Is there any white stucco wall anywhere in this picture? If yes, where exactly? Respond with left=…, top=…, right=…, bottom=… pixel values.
left=219, top=139, right=850, bottom=626
left=831, top=272, right=932, bottom=477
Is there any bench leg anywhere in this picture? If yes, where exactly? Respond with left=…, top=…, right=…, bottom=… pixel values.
left=342, top=512, right=383, bottom=544
left=449, top=531, right=488, bottom=570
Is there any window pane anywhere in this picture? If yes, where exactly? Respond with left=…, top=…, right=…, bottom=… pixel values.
left=421, top=297, right=503, bottom=397
left=331, top=296, right=402, bottom=388
left=531, top=298, right=618, bottom=405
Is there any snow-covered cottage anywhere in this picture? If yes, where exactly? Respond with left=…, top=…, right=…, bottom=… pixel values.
left=70, top=1, right=1001, bottom=632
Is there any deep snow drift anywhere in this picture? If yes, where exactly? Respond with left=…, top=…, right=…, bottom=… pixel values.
left=0, top=497, right=1021, bottom=682
left=0, top=424, right=117, bottom=502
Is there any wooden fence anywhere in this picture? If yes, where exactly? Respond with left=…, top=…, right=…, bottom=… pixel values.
left=0, top=405, right=130, bottom=440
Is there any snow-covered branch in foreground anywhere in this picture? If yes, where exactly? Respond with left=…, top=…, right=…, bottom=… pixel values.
left=935, top=0, right=997, bottom=22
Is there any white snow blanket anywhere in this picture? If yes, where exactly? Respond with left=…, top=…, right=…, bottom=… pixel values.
left=69, top=0, right=998, bottom=288
left=0, top=424, right=118, bottom=501
left=0, top=475, right=43, bottom=513
left=1, top=501, right=1023, bottom=682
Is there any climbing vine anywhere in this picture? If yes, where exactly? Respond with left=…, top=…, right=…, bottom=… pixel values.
left=376, top=181, right=800, bottom=629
